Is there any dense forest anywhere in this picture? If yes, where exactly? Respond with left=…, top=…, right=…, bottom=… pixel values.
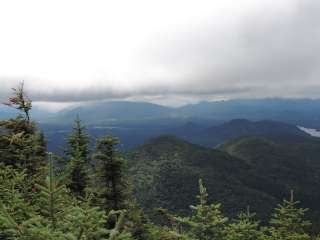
left=0, top=83, right=319, bottom=239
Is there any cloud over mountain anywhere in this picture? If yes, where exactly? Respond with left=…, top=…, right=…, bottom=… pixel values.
left=0, top=0, right=319, bottom=105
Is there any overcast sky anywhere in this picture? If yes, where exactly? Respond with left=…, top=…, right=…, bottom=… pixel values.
left=0, top=0, right=320, bottom=109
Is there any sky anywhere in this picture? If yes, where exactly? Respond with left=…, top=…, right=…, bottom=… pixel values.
left=0, top=0, right=320, bottom=110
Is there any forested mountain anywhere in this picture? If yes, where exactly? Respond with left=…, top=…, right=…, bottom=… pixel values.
left=127, top=135, right=277, bottom=220
left=127, top=135, right=320, bottom=225
left=219, top=137, right=320, bottom=212
left=179, top=119, right=311, bottom=147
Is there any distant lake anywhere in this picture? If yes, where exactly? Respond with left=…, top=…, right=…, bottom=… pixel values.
left=298, top=126, right=320, bottom=137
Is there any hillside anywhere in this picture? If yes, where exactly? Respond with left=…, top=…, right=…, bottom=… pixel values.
left=127, top=135, right=277, bottom=219
left=218, top=137, right=320, bottom=213
left=127, top=135, right=320, bottom=222
left=180, top=119, right=311, bottom=147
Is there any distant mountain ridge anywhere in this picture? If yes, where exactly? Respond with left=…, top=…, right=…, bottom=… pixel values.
left=54, top=101, right=174, bottom=124
left=2, top=98, right=319, bottom=152
left=178, top=119, right=311, bottom=147
left=2, top=98, right=320, bottom=127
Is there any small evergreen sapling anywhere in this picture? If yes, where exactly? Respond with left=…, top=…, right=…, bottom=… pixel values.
left=35, top=153, right=66, bottom=229
left=224, top=207, right=264, bottom=240
left=267, top=190, right=311, bottom=240
left=163, top=179, right=228, bottom=240
left=185, top=179, right=228, bottom=239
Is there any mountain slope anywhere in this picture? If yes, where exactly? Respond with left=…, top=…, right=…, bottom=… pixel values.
left=126, top=135, right=278, bottom=219
left=218, top=137, right=320, bottom=212
left=127, top=135, right=320, bottom=222
left=181, top=119, right=311, bottom=147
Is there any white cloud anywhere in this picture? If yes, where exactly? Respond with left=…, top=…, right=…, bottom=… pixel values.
left=0, top=0, right=319, bottom=106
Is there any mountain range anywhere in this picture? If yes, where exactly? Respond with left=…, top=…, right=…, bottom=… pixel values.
left=177, top=119, right=312, bottom=147
left=2, top=98, right=319, bottom=151
left=41, top=118, right=315, bottom=153
left=2, top=98, right=320, bottom=127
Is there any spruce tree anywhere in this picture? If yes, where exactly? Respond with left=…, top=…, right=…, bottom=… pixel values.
left=65, top=116, right=90, bottom=197
left=66, top=115, right=90, bottom=161
left=93, top=136, right=129, bottom=211
left=267, top=190, right=311, bottom=240
left=224, top=207, right=264, bottom=240
left=170, top=179, right=228, bottom=240
left=36, top=153, right=66, bottom=229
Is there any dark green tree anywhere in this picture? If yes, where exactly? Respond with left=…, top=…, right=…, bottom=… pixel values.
left=93, top=136, right=129, bottom=211
left=65, top=116, right=91, bottom=197
left=66, top=115, right=90, bottom=161
left=0, top=82, right=46, bottom=179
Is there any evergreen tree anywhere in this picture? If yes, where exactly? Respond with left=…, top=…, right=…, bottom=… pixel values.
left=224, top=207, right=265, bottom=240
left=267, top=190, right=311, bottom=240
left=93, top=136, right=129, bottom=211
left=66, top=149, right=90, bottom=197
left=168, top=179, right=228, bottom=240
left=0, top=82, right=46, bottom=179
left=65, top=116, right=90, bottom=197
left=0, top=152, right=131, bottom=240
left=3, top=81, right=32, bottom=123
left=66, top=115, right=90, bottom=161
left=36, top=153, right=67, bottom=229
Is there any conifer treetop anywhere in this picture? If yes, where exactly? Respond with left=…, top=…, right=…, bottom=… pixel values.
left=3, top=81, right=32, bottom=122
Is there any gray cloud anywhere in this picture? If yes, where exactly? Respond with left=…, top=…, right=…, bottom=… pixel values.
left=1, top=1, right=320, bottom=106
left=141, top=0, right=320, bottom=99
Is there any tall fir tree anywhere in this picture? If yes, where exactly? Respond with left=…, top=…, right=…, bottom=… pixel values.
left=93, top=136, right=129, bottom=211
left=65, top=116, right=91, bottom=197
left=66, top=115, right=90, bottom=161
